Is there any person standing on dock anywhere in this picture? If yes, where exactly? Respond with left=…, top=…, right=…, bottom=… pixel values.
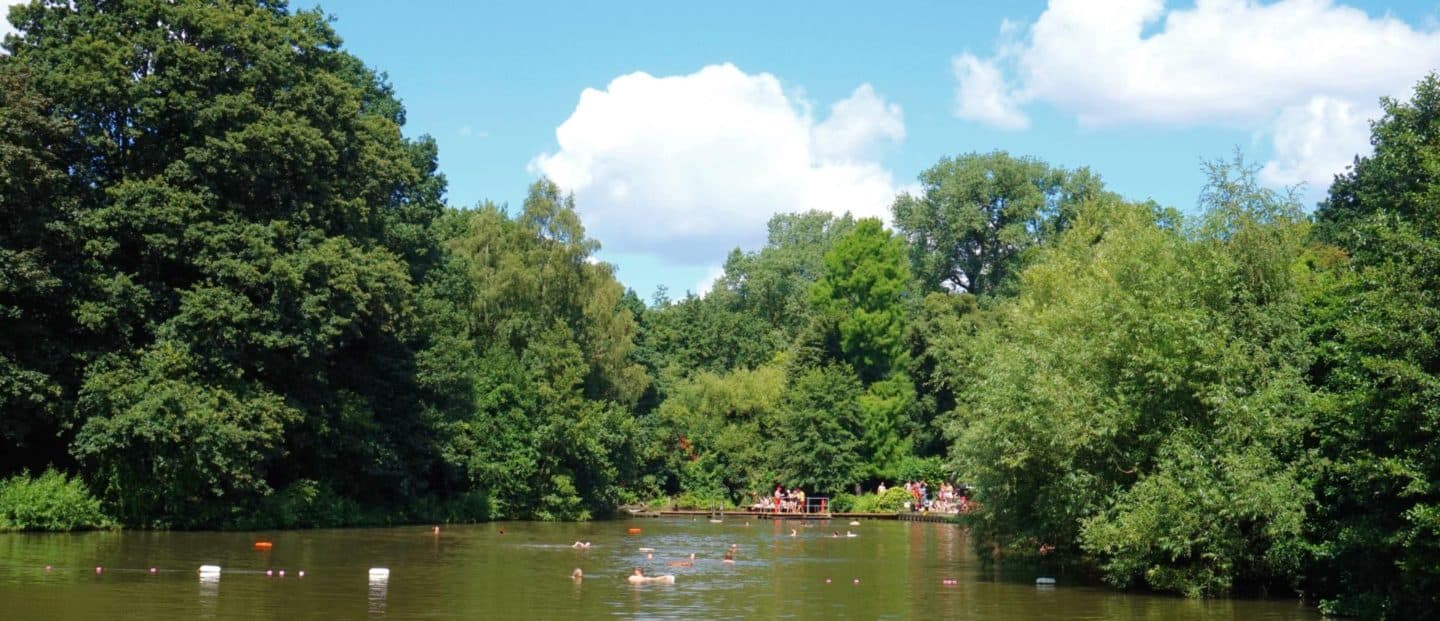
left=796, top=488, right=806, bottom=513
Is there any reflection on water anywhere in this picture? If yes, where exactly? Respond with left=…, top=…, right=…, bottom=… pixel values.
left=198, top=571, right=219, bottom=619
left=367, top=574, right=387, bottom=616
left=0, top=520, right=1321, bottom=620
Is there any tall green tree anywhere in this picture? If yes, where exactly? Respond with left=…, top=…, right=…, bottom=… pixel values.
left=2, top=0, right=448, bottom=525
left=0, top=64, right=77, bottom=472
left=1308, top=74, right=1440, bottom=618
left=770, top=361, right=865, bottom=495
left=433, top=181, right=648, bottom=519
left=811, top=218, right=911, bottom=383
left=892, top=152, right=1106, bottom=296
left=651, top=364, right=785, bottom=502
left=810, top=218, right=917, bottom=475
left=947, top=161, right=1317, bottom=597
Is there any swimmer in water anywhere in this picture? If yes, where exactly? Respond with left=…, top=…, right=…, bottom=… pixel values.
left=571, top=568, right=583, bottom=581
left=723, top=545, right=737, bottom=562
left=832, top=531, right=840, bottom=538
left=572, top=541, right=591, bottom=548
left=628, top=567, right=675, bottom=584
left=846, top=530, right=858, bottom=538
left=666, top=553, right=696, bottom=567
left=790, top=528, right=798, bottom=536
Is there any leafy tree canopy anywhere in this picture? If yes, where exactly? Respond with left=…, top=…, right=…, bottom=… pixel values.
left=892, top=151, right=1108, bottom=297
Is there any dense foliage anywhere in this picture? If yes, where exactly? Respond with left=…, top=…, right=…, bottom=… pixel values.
left=892, top=152, right=1106, bottom=296
left=0, top=469, right=111, bottom=531
left=947, top=165, right=1316, bottom=597
left=2, top=1, right=1439, bottom=616
left=1305, top=76, right=1440, bottom=617
left=425, top=185, right=648, bottom=520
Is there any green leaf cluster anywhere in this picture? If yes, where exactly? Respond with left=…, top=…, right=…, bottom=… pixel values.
left=946, top=161, right=1317, bottom=597
left=425, top=182, right=647, bottom=520
left=0, top=468, right=111, bottom=531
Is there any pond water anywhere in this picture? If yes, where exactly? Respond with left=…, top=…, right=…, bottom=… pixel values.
left=0, top=518, right=1319, bottom=620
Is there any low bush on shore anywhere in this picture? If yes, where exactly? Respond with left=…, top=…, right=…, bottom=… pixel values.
left=0, top=469, right=113, bottom=531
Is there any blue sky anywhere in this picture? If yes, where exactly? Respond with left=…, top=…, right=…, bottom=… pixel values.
left=298, top=0, right=1440, bottom=299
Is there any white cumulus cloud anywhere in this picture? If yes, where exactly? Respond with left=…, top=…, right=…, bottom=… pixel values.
left=531, top=63, right=904, bottom=265
left=953, top=53, right=1029, bottom=130
left=813, top=83, right=906, bottom=161
left=1260, top=95, right=1375, bottom=189
left=955, top=0, right=1440, bottom=191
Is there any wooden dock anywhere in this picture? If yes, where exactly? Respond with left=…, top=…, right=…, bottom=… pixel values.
left=657, top=509, right=835, bottom=520
left=896, top=512, right=962, bottom=524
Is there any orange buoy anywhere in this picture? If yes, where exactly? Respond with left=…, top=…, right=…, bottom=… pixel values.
left=253, top=541, right=273, bottom=550
left=626, top=528, right=642, bottom=535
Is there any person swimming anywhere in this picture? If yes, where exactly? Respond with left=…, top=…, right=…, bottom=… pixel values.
left=846, top=530, right=858, bottom=537
left=790, top=528, right=798, bottom=536
left=628, top=567, right=675, bottom=584
left=572, top=541, right=591, bottom=548
left=571, top=568, right=583, bottom=580
left=666, top=553, right=696, bottom=567
left=832, top=531, right=840, bottom=538
left=722, top=547, right=736, bottom=563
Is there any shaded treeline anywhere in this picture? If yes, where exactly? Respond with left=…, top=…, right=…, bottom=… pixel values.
left=1, top=1, right=1437, bottom=617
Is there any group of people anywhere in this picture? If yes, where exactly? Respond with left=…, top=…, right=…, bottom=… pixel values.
left=880, top=480, right=971, bottom=514
left=748, top=485, right=812, bottom=513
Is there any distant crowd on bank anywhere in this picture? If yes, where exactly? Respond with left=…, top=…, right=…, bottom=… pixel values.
left=739, top=481, right=974, bottom=514
left=749, top=485, right=815, bottom=513
left=879, top=480, right=972, bottom=514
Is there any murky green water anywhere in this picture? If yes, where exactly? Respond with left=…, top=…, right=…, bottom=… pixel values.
left=0, top=518, right=1319, bottom=620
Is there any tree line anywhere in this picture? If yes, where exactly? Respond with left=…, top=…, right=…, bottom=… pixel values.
left=1, top=1, right=1436, bottom=617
